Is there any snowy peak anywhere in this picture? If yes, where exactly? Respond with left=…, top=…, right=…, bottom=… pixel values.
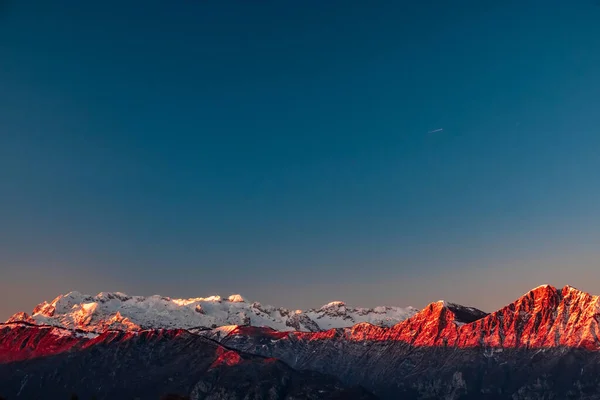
left=8, top=291, right=417, bottom=333
left=306, top=301, right=418, bottom=330
left=319, top=301, right=346, bottom=310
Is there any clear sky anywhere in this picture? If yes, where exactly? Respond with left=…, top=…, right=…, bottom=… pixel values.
left=1, top=1, right=600, bottom=320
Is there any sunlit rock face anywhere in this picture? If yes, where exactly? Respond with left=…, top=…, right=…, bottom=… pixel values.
left=448, top=284, right=600, bottom=349
left=0, top=323, right=90, bottom=363
left=5, top=311, right=36, bottom=324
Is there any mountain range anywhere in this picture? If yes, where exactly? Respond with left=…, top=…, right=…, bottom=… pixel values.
left=6, top=291, right=417, bottom=333
left=3, top=284, right=600, bottom=399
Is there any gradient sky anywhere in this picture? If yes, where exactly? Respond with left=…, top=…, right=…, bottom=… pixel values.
left=2, top=1, right=600, bottom=320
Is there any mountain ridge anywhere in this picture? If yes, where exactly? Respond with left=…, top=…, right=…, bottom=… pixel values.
left=6, top=283, right=598, bottom=352
left=6, top=290, right=418, bottom=333
left=3, top=284, right=600, bottom=399
left=213, top=284, right=600, bottom=349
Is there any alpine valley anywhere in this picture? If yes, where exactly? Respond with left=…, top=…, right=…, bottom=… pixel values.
left=3, top=284, right=600, bottom=399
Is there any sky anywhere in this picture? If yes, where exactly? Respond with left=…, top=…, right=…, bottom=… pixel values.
left=1, top=1, right=600, bottom=320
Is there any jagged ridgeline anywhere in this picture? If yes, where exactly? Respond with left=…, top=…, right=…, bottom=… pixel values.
left=7, top=291, right=418, bottom=332
left=3, top=285, right=600, bottom=399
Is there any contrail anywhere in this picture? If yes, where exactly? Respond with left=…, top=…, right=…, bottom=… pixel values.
left=427, top=128, right=443, bottom=133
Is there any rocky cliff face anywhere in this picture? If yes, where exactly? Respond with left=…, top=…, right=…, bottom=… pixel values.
left=457, top=285, right=600, bottom=349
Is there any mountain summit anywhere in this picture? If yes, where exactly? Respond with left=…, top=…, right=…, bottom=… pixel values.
left=457, top=284, right=600, bottom=349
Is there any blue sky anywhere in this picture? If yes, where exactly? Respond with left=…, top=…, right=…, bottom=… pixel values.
left=1, top=1, right=600, bottom=319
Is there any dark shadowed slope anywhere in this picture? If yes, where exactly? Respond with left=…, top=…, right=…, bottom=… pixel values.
left=0, top=324, right=375, bottom=400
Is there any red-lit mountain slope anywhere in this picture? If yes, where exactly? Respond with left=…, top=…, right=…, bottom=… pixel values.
left=0, top=323, right=375, bottom=400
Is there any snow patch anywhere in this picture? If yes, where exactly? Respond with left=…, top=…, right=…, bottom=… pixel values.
left=322, top=301, right=346, bottom=308
left=227, top=294, right=245, bottom=303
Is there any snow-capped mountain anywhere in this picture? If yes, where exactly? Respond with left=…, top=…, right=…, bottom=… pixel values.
left=6, top=291, right=418, bottom=333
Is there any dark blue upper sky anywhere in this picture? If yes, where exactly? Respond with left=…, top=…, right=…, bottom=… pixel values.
left=2, top=1, right=600, bottom=318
